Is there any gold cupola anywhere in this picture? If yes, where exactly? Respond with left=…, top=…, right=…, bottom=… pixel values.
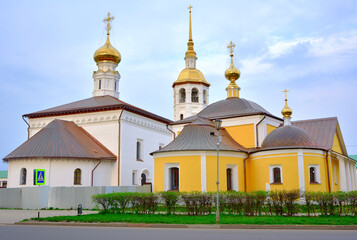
left=94, top=12, right=121, bottom=64
left=281, top=89, right=293, bottom=125
left=225, top=41, right=241, bottom=98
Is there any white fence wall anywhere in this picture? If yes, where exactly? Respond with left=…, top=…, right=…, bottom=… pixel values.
left=0, top=185, right=150, bottom=210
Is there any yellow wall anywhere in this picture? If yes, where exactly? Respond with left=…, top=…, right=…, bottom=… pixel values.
left=248, top=153, right=299, bottom=192
left=267, top=124, right=277, bottom=135
left=331, top=156, right=340, bottom=191
left=154, top=153, right=245, bottom=192
left=303, top=152, right=328, bottom=192
left=154, top=155, right=201, bottom=192
left=332, top=132, right=343, bottom=154
left=225, top=124, right=255, bottom=148
left=206, top=155, right=244, bottom=192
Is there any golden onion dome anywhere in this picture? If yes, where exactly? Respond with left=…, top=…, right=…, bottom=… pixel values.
left=225, top=41, right=240, bottom=81
left=281, top=100, right=292, bottom=118
left=281, top=89, right=292, bottom=118
left=173, top=68, right=210, bottom=87
left=94, top=36, right=121, bottom=64
left=225, top=64, right=241, bottom=81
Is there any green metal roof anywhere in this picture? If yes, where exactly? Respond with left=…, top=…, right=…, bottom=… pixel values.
left=0, top=171, right=8, bottom=178
left=349, top=155, right=357, bottom=168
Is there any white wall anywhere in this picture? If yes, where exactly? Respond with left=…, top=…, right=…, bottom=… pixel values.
left=7, top=158, right=113, bottom=188
left=23, top=108, right=172, bottom=187
left=120, top=111, right=172, bottom=187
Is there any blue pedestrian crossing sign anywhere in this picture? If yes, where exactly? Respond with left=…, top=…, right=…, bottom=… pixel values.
left=34, top=169, right=45, bottom=185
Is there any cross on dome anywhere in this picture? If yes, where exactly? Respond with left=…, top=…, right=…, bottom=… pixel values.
left=227, top=41, right=236, bottom=55
left=188, top=5, right=193, bottom=12
left=283, top=89, right=289, bottom=100
left=103, top=12, right=114, bottom=35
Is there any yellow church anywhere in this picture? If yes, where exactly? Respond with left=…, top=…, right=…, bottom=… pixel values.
left=152, top=7, right=357, bottom=193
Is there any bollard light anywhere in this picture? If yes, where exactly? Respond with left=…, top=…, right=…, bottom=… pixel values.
left=77, top=204, right=82, bottom=216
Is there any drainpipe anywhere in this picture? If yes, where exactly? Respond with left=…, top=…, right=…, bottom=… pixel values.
left=22, top=116, right=30, bottom=139
left=117, top=110, right=125, bottom=186
left=166, top=124, right=176, bottom=139
left=91, top=160, right=102, bottom=186
left=325, top=150, right=331, bottom=193
left=243, top=156, right=249, bottom=192
left=255, top=114, right=266, bottom=148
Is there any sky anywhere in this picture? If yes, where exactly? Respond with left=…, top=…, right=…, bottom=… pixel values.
left=0, top=0, right=357, bottom=170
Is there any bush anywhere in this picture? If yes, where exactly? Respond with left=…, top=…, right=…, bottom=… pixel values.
left=181, top=192, right=213, bottom=215
left=160, top=191, right=180, bottom=215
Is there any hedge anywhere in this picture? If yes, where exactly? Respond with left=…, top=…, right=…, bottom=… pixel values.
left=92, top=190, right=357, bottom=216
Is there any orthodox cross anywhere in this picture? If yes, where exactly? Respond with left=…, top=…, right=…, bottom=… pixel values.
left=228, top=41, right=236, bottom=55
left=103, top=12, right=114, bottom=35
left=188, top=5, right=193, bottom=12
left=283, top=89, right=289, bottom=100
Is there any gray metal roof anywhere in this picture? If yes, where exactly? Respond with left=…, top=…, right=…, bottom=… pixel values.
left=23, top=95, right=171, bottom=124
left=290, top=117, right=342, bottom=153
left=3, top=119, right=117, bottom=161
left=152, top=117, right=247, bottom=154
left=172, top=97, right=281, bottom=125
left=261, top=125, right=319, bottom=150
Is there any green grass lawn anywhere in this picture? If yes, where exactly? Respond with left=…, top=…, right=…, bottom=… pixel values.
left=31, top=213, right=357, bottom=225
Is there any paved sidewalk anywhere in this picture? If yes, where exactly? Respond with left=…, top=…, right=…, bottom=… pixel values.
left=0, top=210, right=97, bottom=224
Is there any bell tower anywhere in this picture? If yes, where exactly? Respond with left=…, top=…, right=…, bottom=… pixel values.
left=172, top=6, right=210, bottom=121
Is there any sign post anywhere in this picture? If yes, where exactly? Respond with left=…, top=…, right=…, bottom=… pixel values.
left=33, top=169, right=45, bottom=219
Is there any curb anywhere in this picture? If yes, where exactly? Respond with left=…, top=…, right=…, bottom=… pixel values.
left=15, top=221, right=357, bottom=230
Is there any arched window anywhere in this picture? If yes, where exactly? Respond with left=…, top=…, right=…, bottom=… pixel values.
left=191, top=88, right=198, bottom=102
left=226, top=168, right=232, bottom=191
left=179, top=88, right=186, bottom=103
left=273, top=167, right=281, bottom=183
left=99, top=80, right=102, bottom=90
left=203, top=90, right=207, bottom=104
left=180, top=114, right=184, bottom=120
left=310, top=167, right=316, bottom=183
left=114, top=81, right=117, bottom=91
left=20, top=168, right=27, bottom=185
left=74, top=168, right=81, bottom=185
left=141, top=173, right=147, bottom=186
left=169, top=167, right=179, bottom=191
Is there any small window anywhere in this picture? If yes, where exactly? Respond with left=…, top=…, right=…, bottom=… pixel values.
left=309, top=165, right=320, bottom=184
left=20, top=168, right=27, bottom=185
left=169, top=167, right=179, bottom=191
left=99, top=79, right=102, bottom=89
left=179, top=88, right=186, bottom=103
left=273, top=167, right=281, bottom=183
left=141, top=173, right=147, bottom=186
left=114, top=81, right=117, bottom=91
left=180, top=114, right=184, bottom=120
left=136, top=140, right=142, bottom=160
left=74, top=168, right=81, bottom=185
left=310, top=167, right=316, bottom=183
left=191, top=88, right=198, bottom=102
left=227, top=168, right=232, bottom=191
left=132, top=171, right=138, bottom=185
left=203, top=90, right=207, bottom=104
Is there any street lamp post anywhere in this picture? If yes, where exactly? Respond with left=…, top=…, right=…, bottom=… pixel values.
left=214, top=119, right=222, bottom=224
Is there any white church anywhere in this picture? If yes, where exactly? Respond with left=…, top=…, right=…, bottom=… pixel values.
left=3, top=13, right=173, bottom=188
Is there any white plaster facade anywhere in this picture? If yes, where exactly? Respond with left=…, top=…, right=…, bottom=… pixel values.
left=8, top=109, right=172, bottom=188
